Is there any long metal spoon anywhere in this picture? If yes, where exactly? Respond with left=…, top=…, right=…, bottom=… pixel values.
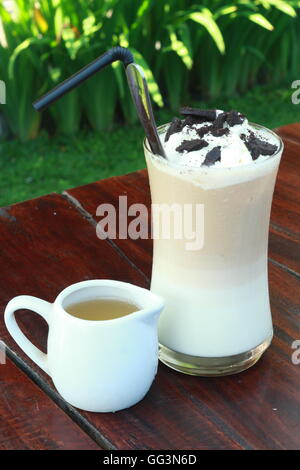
left=125, top=63, right=166, bottom=158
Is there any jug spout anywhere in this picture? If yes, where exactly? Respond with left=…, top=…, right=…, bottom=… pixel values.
left=136, top=290, right=165, bottom=325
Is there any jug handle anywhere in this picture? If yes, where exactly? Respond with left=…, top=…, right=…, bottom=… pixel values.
left=4, top=295, right=51, bottom=375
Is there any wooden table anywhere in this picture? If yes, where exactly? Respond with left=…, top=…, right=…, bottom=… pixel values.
left=0, top=123, right=299, bottom=450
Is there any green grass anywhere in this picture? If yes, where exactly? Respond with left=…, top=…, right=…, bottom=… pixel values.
left=0, top=82, right=299, bottom=207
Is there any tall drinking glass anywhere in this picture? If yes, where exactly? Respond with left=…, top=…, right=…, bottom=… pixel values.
left=144, top=123, right=283, bottom=376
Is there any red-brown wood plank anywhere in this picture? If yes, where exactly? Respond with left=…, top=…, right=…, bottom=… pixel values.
left=171, top=262, right=300, bottom=450
left=268, top=226, right=300, bottom=274
left=0, top=180, right=299, bottom=449
left=271, top=137, right=300, bottom=238
left=64, top=126, right=300, bottom=449
left=0, top=193, right=242, bottom=449
left=72, top=256, right=300, bottom=450
left=275, top=122, right=300, bottom=145
left=0, top=193, right=147, bottom=358
left=66, top=171, right=152, bottom=280
left=268, top=125, right=300, bottom=273
left=1, top=123, right=299, bottom=450
left=0, top=193, right=149, bottom=449
left=0, top=357, right=100, bottom=450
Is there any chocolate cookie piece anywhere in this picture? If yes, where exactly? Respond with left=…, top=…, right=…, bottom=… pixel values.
left=196, top=125, right=213, bottom=138
left=241, top=132, right=259, bottom=160
left=211, top=112, right=227, bottom=130
left=249, top=146, right=261, bottom=160
left=202, top=146, right=221, bottom=166
left=182, top=115, right=207, bottom=127
left=241, top=131, right=277, bottom=160
left=176, top=139, right=208, bottom=153
left=256, top=139, right=278, bottom=155
left=165, top=117, right=184, bottom=142
left=211, top=127, right=229, bottom=137
left=180, top=107, right=217, bottom=121
left=182, top=116, right=206, bottom=129
left=226, top=111, right=245, bottom=126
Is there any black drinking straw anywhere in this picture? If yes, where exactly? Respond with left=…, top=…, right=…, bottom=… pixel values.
left=33, top=47, right=134, bottom=111
left=33, top=46, right=166, bottom=157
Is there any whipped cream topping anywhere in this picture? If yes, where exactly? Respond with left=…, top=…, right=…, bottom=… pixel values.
left=160, top=110, right=279, bottom=168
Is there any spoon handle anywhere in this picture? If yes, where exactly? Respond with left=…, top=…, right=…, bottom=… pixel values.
left=126, top=63, right=166, bottom=158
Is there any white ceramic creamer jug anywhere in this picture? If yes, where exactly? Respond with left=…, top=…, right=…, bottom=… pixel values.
left=4, top=279, right=165, bottom=412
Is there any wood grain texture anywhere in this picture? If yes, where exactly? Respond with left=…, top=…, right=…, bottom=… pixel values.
left=0, top=358, right=100, bottom=450
left=0, top=192, right=242, bottom=450
left=269, top=225, right=300, bottom=275
left=66, top=170, right=152, bottom=280
left=0, top=124, right=299, bottom=450
left=0, top=193, right=147, bottom=357
left=275, top=122, right=300, bottom=145
left=271, top=137, right=300, bottom=238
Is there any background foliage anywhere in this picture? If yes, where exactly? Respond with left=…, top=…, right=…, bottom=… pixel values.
left=0, top=82, right=298, bottom=206
left=0, top=0, right=299, bottom=140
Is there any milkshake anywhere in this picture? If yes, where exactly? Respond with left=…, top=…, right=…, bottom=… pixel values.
left=144, top=108, right=283, bottom=376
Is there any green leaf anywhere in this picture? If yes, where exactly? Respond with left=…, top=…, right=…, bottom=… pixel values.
left=54, top=5, right=64, bottom=40
left=168, top=26, right=193, bottom=70
left=177, top=23, right=193, bottom=58
left=130, top=48, right=164, bottom=107
left=248, top=13, right=274, bottom=31
left=8, top=38, right=47, bottom=79
left=262, top=0, right=297, bottom=17
left=82, top=14, right=101, bottom=37
left=112, top=61, right=125, bottom=98
left=0, top=17, right=7, bottom=48
left=34, top=6, right=49, bottom=34
left=131, top=0, right=152, bottom=30
left=0, top=3, right=12, bottom=23
left=244, top=45, right=272, bottom=70
left=187, top=9, right=225, bottom=54
left=215, top=5, right=238, bottom=18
